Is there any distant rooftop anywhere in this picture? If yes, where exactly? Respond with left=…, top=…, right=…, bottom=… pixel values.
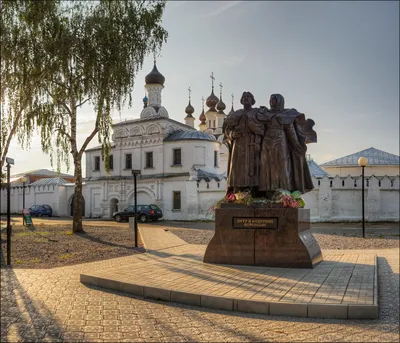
left=321, top=147, right=400, bottom=166
left=30, top=177, right=70, bottom=186
left=11, top=169, right=74, bottom=178
left=307, top=159, right=330, bottom=177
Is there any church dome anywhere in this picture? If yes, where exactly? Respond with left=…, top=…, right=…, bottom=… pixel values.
left=206, top=90, right=219, bottom=110
left=145, top=63, right=165, bottom=85
left=185, top=101, right=194, bottom=118
left=216, top=97, right=226, bottom=113
left=164, top=130, right=216, bottom=142
left=199, top=109, right=206, bottom=124
left=143, top=95, right=148, bottom=103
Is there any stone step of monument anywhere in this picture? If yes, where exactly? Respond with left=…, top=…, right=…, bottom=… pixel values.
left=80, top=243, right=378, bottom=320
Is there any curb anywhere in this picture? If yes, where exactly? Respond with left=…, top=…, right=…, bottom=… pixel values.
left=80, top=273, right=379, bottom=320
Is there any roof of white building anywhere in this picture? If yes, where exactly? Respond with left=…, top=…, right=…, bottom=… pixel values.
left=85, top=144, right=116, bottom=152
left=112, top=116, right=195, bottom=130
left=164, top=130, right=217, bottom=142
left=321, top=147, right=400, bottom=166
left=11, top=169, right=74, bottom=178
left=30, top=177, right=70, bottom=186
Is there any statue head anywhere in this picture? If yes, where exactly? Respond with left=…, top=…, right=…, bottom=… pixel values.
left=270, top=94, right=285, bottom=112
left=240, top=92, right=256, bottom=108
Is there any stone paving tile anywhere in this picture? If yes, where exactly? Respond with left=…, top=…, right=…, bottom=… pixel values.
left=1, top=248, right=399, bottom=343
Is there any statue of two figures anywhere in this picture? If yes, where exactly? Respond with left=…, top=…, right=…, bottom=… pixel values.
left=223, top=92, right=317, bottom=200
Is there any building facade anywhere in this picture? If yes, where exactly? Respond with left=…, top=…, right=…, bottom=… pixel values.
left=83, top=63, right=228, bottom=220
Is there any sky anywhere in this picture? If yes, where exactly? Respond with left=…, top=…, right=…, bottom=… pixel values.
left=6, top=1, right=400, bottom=176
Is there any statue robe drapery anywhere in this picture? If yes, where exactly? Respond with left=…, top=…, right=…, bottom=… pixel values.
left=224, top=108, right=265, bottom=191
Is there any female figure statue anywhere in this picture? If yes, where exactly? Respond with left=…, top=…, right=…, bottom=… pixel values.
left=258, top=94, right=316, bottom=198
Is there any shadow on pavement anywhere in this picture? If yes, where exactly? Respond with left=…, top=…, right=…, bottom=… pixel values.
left=0, top=252, right=64, bottom=342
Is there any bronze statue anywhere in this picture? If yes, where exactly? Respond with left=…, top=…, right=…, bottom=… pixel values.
left=224, top=92, right=316, bottom=198
left=223, top=92, right=264, bottom=194
left=206, top=94, right=322, bottom=269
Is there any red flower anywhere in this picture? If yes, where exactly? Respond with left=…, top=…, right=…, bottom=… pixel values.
left=282, top=195, right=299, bottom=208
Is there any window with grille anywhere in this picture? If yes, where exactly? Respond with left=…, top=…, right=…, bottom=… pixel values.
left=214, top=151, right=218, bottom=167
left=108, top=155, right=113, bottom=170
left=146, top=152, right=153, bottom=168
left=125, top=154, right=132, bottom=169
left=173, top=191, right=181, bottom=210
left=173, top=149, right=182, bottom=165
left=94, top=156, right=100, bottom=171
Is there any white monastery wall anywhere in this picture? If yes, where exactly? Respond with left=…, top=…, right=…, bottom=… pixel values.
left=322, top=165, right=399, bottom=177
left=1, top=184, right=62, bottom=216
left=2, top=175, right=399, bottom=222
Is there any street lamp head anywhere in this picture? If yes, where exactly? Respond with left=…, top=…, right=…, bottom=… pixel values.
left=358, top=157, right=369, bottom=167
left=21, top=176, right=27, bottom=183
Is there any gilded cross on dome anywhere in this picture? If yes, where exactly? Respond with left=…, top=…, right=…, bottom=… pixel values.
left=219, top=82, right=223, bottom=97
left=210, top=72, right=215, bottom=90
left=188, top=87, right=191, bottom=101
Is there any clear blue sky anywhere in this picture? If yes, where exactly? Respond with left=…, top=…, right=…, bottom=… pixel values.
left=8, top=1, right=399, bottom=175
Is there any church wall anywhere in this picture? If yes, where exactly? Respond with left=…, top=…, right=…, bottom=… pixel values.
left=163, top=141, right=221, bottom=175
left=161, top=179, right=198, bottom=220
left=58, top=186, right=68, bottom=216
left=197, top=179, right=226, bottom=220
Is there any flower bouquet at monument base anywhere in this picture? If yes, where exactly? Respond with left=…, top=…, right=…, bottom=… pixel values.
left=211, top=189, right=253, bottom=211
left=211, top=188, right=306, bottom=212
left=273, top=189, right=306, bottom=209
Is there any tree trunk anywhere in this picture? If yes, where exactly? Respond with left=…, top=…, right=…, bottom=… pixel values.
left=72, top=157, right=84, bottom=233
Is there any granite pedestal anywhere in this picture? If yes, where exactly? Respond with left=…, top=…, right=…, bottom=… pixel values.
left=203, top=204, right=323, bottom=268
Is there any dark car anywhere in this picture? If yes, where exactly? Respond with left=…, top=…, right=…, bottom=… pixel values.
left=113, top=204, right=163, bottom=223
left=29, top=204, right=53, bottom=217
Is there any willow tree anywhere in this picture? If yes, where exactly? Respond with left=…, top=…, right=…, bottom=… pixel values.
left=24, top=0, right=167, bottom=233
left=1, top=0, right=58, bottom=172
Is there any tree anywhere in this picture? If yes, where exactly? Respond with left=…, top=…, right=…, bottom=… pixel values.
left=1, top=0, right=58, bottom=173
left=8, top=0, right=168, bottom=233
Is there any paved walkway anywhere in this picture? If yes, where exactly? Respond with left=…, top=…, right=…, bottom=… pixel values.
left=139, top=226, right=187, bottom=251
left=1, top=250, right=399, bottom=342
left=80, top=227, right=379, bottom=320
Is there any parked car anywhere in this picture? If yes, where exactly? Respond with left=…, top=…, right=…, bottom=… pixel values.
left=113, top=204, right=163, bottom=223
left=29, top=204, right=53, bottom=217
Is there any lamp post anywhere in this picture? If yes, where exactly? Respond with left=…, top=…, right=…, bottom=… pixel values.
left=132, top=169, right=141, bottom=247
left=5, top=157, right=14, bottom=265
left=358, top=157, right=369, bottom=238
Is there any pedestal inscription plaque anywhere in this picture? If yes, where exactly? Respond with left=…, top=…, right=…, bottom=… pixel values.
left=204, top=205, right=323, bottom=269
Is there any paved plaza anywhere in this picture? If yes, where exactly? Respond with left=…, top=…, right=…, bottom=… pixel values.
left=81, top=227, right=379, bottom=319
left=1, top=225, right=399, bottom=342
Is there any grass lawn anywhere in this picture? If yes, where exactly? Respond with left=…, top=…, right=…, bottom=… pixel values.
left=0, top=224, right=144, bottom=269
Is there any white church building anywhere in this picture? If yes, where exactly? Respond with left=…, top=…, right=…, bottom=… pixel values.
left=83, top=63, right=229, bottom=220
